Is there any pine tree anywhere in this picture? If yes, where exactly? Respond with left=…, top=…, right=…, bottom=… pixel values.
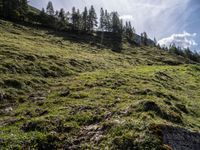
left=0, top=0, right=3, bottom=17
left=2, top=0, right=19, bottom=19
left=71, top=7, right=76, bottom=30
left=141, top=32, right=148, bottom=45
left=46, top=1, right=54, bottom=16
left=39, top=8, right=48, bottom=25
left=55, top=10, right=59, bottom=18
left=82, top=7, right=88, bottom=31
left=20, top=0, right=28, bottom=17
left=40, top=8, right=46, bottom=16
left=1, top=0, right=29, bottom=20
left=111, top=12, right=122, bottom=33
left=124, top=21, right=135, bottom=40
left=109, top=11, right=123, bottom=51
left=76, top=9, right=82, bottom=30
left=99, top=7, right=105, bottom=31
left=143, top=32, right=148, bottom=45
left=88, top=5, right=98, bottom=32
left=104, top=10, right=111, bottom=32
left=57, top=8, right=67, bottom=29
left=65, top=11, right=70, bottom=24
left=58, top=8, right=65, bottom=22
left=154, top=37, right=157, bottom=46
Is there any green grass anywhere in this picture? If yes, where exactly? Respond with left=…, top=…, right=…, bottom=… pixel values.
left=0, top=19, right=200, bottom=149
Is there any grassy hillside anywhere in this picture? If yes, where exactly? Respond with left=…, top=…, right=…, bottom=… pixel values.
left=0, top=19, right=200, bottom=149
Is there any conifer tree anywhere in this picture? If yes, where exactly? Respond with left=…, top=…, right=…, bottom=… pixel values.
left=76, top=9, right=82, bottom=30
left=111, top=12, right=122, bottom=34
left=1, top=0, right=29, bottom=20
left=88, top=5, right=98, bottom=31
left=46, top=1, right=54, bottom=16
left=104, top=10, right=111, bottom=32
left=39, top=8, right=48, bottom=25
left=143, top=32, right=148, bottom=45
left=55, top=10, right=59, bottom=18
left=82, top=7, right=88, bottom=31
left=100, top=7, right=105, bottom=31
left=141, top=32, right=148, bottom=45
left=2, top=0, right=20, bottom=19
left=0, top=0, right=4, bottom=17
left=19, top=0, right=28, bottom=18
left=71, top=7, right=76, bottom=30
left=154, top=37, right=157, bottom=46
left=72, top=7, right=82, bottom=30
left=57, top=8, right=67, bottom=29
left=124, top=21, right=135, bottom=40
left=58, top=8, right=65, bottom=22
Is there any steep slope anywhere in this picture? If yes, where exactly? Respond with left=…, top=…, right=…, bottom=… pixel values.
left=0, top=20, right=200, bottom=149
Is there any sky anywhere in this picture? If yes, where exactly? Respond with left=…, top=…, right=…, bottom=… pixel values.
left=29, top=0, right=200, bottom=51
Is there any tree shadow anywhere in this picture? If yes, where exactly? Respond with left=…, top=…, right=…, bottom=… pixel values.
left=47, top=30, right=123, bottom=52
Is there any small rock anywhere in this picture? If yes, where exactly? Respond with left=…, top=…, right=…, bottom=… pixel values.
left=85, top=125, right=99, bottom=131
left=113, top=119, right=125, bottom=124
left=35, top=97, right=46, bottom=101
left=0, top=92, right=4, bottom=101
left=0, top=138, right=4, bottom=144
left=28, top=94, right=35, bottom=100
left=4, top=107, right=13, bottom=113
left=91, top=132, right=104, bottom=143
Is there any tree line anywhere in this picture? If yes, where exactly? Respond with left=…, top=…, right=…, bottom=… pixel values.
left=0, top=0, right=28, bottom=21
left=165, top=44, right=200, bottom=63
left=0, top=0, right=200, bottom=60
left=0, top=1, right=136, bottom=41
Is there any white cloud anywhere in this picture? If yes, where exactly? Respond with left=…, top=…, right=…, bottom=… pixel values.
left=158, top=31, right=197, bottom=49
left=119, top=15, right=134, bottom=21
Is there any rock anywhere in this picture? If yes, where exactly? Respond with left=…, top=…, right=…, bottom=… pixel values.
left=0, top=138, right=4, bottom=144
left=85, top=125, right=99, bottom=131
left=161, top=125, right=200, bottom=150
left=35, top=97, right=46, bottom=101
left=113, top=119, right=125, bottom=124
left=28, top=92, right=46, bottom=102
left=0, top=92, right=4, bottom=101
left=4, top=107, right=13, bottom=113
left=91, top=131, right=104, bottom=143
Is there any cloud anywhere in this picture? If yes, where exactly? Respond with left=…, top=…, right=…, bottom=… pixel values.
left=119, top=15, right=134, bottom=21
left=158, top=31, right=197, bottom=49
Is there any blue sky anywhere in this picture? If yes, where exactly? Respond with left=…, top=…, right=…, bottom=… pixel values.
left=30, top=0, right=200, bottom=51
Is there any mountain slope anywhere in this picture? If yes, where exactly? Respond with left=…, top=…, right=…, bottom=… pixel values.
left=0, top=20, right=200, bottom=149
